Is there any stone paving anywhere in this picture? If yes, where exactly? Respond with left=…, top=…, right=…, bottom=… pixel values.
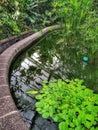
left=0, top=25, right=61, bottom=130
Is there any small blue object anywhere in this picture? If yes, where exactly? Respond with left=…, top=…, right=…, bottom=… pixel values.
left=83, top=56, right=89, bottom=62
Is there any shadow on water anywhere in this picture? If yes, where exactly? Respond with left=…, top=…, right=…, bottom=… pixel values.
left=10, top=31, right=98, bottom=130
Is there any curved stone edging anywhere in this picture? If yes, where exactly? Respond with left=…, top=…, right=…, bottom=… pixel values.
left=0, top=25, right=61, bottom=130
left=0, top=30, right=35, bottom=54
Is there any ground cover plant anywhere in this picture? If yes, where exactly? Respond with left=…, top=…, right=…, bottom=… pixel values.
left=27, top=79, right=98, bottom=130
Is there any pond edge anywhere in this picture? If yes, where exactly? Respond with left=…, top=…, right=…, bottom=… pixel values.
left=0, top=25, right=61, bottom=130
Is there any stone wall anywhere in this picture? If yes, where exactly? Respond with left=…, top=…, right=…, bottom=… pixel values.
left=0, top=25, right=61, bottom=130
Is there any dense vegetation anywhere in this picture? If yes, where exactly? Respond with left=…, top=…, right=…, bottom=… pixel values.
left=27, top=79, right=98, bottom=130
left=26, top=1, right=98, bottom=129
left=2, top=0, right=97, bottom=129
left=0, top=0, right=52, bottom=39
left=0, top=0, right=98, bottom=41
left=1, top=0, right=98, bottom=129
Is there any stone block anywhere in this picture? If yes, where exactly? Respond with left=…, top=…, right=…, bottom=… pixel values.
left=0, top=85, right=10, bottom=98
left=0, top=96, right=16, bottom=117
left=0, top=112, right=28, bottom=130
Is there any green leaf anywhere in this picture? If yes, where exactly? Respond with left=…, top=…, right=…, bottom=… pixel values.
left=70, top=122, right=75, bottom=128
left=85, top=121, right=92, bottom=128
left=42, top=113, right=49, bottom=118
left=75, top=126, right=85, bottom=130
left=36, top=95, right=43, bottom=99
left=59, top=122, right=68, bottom=130
left=26, top=89, right=38, bottom=95
left=90, top=127, right=95, bottom=130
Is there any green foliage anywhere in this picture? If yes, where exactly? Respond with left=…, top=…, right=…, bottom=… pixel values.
left=33, top=79, right=98, bottom=130
left=51, top=0, right=98, bottom=65
left=26, top=89, right=38, bottom=95
left=0, top=0, right=29, bottom=39
left=53, top=0, right=98, bottom=45
left=1, top=0, right=97, bottom=50
left=0, top=0, right=52, bottom=39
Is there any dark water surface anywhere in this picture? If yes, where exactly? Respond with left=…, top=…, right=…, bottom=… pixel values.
left=10, top=31, right=98, bottom=129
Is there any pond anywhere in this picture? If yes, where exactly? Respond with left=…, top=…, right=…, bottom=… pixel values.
left=10, top=31, right=98, bottom=130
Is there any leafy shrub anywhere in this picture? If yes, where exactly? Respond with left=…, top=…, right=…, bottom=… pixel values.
left=0, top=0, right=52, bottom=39
left=33, top=79, right=98, bottom=130
left=51, top=0, right=98, bottom=64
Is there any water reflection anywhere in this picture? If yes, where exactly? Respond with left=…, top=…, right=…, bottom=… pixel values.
left=10, top=32, right=98, bottom=129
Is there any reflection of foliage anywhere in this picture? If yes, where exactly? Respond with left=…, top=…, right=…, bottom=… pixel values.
left=28, top=31, right=98, bottom=92
left=37, top=31, right=61, bottom=63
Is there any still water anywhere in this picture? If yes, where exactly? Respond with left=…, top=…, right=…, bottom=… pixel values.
left=10, top=31, right=98, bottom=129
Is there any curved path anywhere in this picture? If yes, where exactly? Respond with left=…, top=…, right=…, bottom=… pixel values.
left=0, top=25, right=61, bottom=130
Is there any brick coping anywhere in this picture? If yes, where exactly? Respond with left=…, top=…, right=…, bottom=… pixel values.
left=0, top=25, right=61, bottom=130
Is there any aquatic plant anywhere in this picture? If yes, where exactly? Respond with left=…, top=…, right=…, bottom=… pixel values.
left=52, top=0, right=98, bottom=64
left=27, top=79, right=98, bottom=130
